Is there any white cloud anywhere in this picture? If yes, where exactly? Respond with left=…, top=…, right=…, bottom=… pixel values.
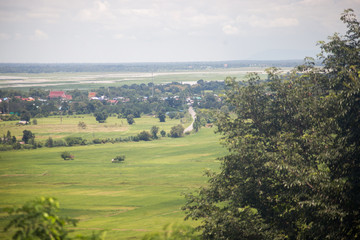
left=0, top=0, right=359, bottom=62
left=222, top=25, right=239, bottom=35
left=14, top=33, right=23, bottom=40
left=249, top=15, right=299, bottom=28
left=114, top=33, right=124, bottom=39
left=78, top=0, right=115, bottom=22
left=31, top=29, right=49, bottom=40
left=114, top=33, right=136, bottom=40
left=0, top=33, right=11, bottom=40
left=268, top=17, right=299, bottom=28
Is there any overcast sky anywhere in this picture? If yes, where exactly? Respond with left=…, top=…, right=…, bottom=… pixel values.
left=0, top=0, right=359, bottom=63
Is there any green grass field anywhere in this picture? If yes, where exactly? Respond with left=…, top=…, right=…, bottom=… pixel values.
left=0, top=116, right=225, bottom=239
left=0, top=114, right=192, bottom=143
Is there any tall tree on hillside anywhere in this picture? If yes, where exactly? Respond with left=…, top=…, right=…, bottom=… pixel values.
left=183, top=9, right=360, bottom=239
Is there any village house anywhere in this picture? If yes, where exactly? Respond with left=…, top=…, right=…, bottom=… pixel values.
left=88, top=92, right=97, bottom=99
left=49, top=91, right=72, bottom=100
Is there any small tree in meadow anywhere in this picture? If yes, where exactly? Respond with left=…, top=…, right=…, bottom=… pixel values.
left=22, top=130, right=35, bottom=144
left=112, top=155, right=125, bottom=163
left=78, top=121, right=87, bottom=129
left=170, top=125, right=184, bottom=138
left=94, top=111, right=108, bottom=123
left=157, top=112, right=166, bottom=122
left=60, top=151, right=73, bottom=160
left=151, top=126, right=159, bottom=139
left=160, top=130, right=166, bottom=137
left=138, top=131, right=152, bottom=141
left=127, top=114, right=135, bottom=125
left=45, top=137, right=54, bottom=147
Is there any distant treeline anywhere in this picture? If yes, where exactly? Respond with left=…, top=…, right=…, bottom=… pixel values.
left=0, top=60, right=311, bottom=73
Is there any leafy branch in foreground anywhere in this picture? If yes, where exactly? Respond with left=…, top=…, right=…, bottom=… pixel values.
left=4, top=197, right=106, bottom=240
left=4, top=197, right=77, bottom=240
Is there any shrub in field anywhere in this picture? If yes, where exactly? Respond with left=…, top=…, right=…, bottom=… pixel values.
left=160, top=130, right=166, bottom=137
left=127, top=114, right=135, bottom=125
left=112, top=155, right=125, bottom=163
left=0, top=145, right=14, bottom=151
left=53, top=139, right=66, bottom=147
left=170, top=125, right=184, bottom=138
left=78, top=121, right=87, bottom=129
left=45, top=137, right=54, bottom=147
left=151, top=126, right=159, bottom=139
left=137, top=131, right=152, bottom=141
left=65, top=136, right=83, bottom=146
left=61, top=151, right=74, bottom=160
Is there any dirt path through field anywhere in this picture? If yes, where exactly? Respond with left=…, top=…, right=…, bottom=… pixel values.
left=184, top=106, right=196, bottom=133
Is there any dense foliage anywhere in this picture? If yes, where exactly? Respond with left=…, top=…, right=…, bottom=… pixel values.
left=183, top=9, right=360, bottom=239
left=22, top=130, right=35, bottom=144
left=4, top=197, right=105, bottom=240
left=0, top=80, right=225, bottom=120
left=4, top=197, right=77, bottom=240
left=170, top=125, right=184, bottom=138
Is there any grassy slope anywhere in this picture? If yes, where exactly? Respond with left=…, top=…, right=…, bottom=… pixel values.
left=0, top=127, right=225, bottom=239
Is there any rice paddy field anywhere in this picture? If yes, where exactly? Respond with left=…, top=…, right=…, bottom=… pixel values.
left=0, top=115, right=226, bottom=239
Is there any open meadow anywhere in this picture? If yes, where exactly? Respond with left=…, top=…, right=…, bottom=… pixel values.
left=0, top=114, right=192, bottom=143
left=0, top=116, right=225, bottom=239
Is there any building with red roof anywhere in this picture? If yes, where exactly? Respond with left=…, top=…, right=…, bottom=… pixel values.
left=49, top=91, right=72, bottom=100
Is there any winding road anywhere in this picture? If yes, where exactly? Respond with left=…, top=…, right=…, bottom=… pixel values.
left=184, top=106, right=196, bottom=133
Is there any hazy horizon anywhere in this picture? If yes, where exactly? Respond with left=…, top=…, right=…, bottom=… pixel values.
left=1, top=0, right=359, bottom=63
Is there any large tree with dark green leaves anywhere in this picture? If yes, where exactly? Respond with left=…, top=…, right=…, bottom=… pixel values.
left=22, top=130, right=35, bottom=144
left=94, top=111, right=108, bottom=123
left=183, top=9, right=360, bottom=240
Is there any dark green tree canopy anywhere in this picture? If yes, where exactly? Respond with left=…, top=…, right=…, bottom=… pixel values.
left=170, top=124, right=184, bottom=138
left=22, top=130, right=35, bottom=144
left=4, top=197, right=77, bottom=240
left=151, top=125, right=159, bottom=139
left=157, top=112, right=166, bottom=122
left=94, top=111, right=108, bottom=123
left=183, top=9, right=360, bottom=240
left=126, top=114, right=135, bottom=125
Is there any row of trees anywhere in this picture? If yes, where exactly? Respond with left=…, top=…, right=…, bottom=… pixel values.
left=183, top=9, right=360, bottom=239
left=1, top=123, right=185, bottom=151
left=0, top=80, right=226, bottom=118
